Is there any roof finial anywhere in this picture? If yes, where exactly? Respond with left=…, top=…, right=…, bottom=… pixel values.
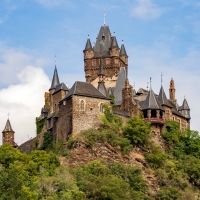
left=134, top=82, right=135, bottom=88
left=122, top=40, right=124, bottom=44
left=55, top=55, right=56, bottom=65
left=161, top=72, right=163, bottom=85
left=7, top=112, right=10, bottom=119
left=150, top=77, right=152, bottom=90
left=113, top=31, right=115, bottom=36
left=88, top=34, right=90, bottom=39
left=104, top=9, right=106, bottom=25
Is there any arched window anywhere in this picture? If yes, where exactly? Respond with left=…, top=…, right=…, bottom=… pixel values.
left=80, top=100, right=85, bottom=111
left=100, top=103, right=104, bottom=113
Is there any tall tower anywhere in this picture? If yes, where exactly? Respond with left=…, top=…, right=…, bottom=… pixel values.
left=2, top=119, right=16, bottom=146
left=49, top=66, right=60, bottom=114
left=84, top=24, right=128, bottom=88
left=169, top=78, right=176, bottom=104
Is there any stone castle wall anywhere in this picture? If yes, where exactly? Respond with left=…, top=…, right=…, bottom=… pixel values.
left=72, top=96, right=110, bottom=135
left=55, top=98, right=73, bottom=141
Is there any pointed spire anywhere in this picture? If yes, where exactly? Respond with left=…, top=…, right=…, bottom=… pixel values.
left=2, top=119, right=14, bottom=133
left=142, top=89, right=163, bottom=110
left=158, top=85, right=172, bottom=107
left=84, top=35, right=92, bottom=50
left=120, top=42, right=127, bottom=56
left=182, top=98, right=190, bottom=110
left=49, top=66, right=60, bottom=90
left=111, top=35, right=119, bottom=48
left=98, top=57, right=104, bottom=75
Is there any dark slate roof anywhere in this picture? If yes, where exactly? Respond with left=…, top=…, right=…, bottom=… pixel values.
left=98, top=57, right=104, bottom=75
left=141, top=89, right=163, bottom=110
left=52, top=82, right=69, bottom=95
left=113, top=67, right=126, bottom=105
left=107, top=87, right=114, bottom=96
left=49, top=66, right=60, bottom=90
left=137, top=88, right=148, bottom=95
left=111, top=36, right=119, bottom=48
left=182, top=98, right=190, bottom=110
left=63, top=81, right=110, bottom=100
left=158, top=85, right=173, bottom=108
left=41, top=108, right=49, bottom=113
left=168, top=100, right=185, bottom=117
left=98, top=82, right=109, bottom=97
left=120, top=44, right=127, bottom=56
left=93, top=25, right=112, bottom=57
left=2, top=119, right=14, bottom=133
left=84, top=38, right=92, bottom=50
left=113, top=110, right=131, bottom=118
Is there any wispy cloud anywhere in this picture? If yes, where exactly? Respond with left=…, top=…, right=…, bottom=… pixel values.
left=131, top=0, right=163, bottom=19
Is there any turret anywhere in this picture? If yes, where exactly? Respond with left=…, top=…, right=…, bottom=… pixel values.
left=169, top=78, right=176, bottom=104
left=83, top=36, right=94, bottom=59
left=49, top=66, right=60, bottom=114
left=181, top=98, right=190, bottom=119
left=97, top=57, right=108, bottom=97
left=120, top=43, right=128, bottom=65
left=2, top=119, right=17, bottom=147
left=110, top=35, right=119, bottom=57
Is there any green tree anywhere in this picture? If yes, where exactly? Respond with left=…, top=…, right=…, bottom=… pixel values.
left=123, top=116, right=151, bottom=146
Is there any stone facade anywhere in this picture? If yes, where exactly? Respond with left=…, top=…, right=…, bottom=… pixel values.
left=54, top=95, right=109, bottom=141
left=85, top=57, right=127, bottom=88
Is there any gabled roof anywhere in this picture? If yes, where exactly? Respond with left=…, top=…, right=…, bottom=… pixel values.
left=84, top=38, right=92, bottom=50
left=120, top=44, right=127, bottom=56
left=168, top=100, right=185, bottom=117
left=2, top=119, right=14, bottom=133
left=158, top=85, right=173, bottom=108
left=110, top=36, right=119, bottom=48
left=141, top=89, right=163, bottom=110
left=182, top=98, right=190, bottom=110
left=137, top=88, right=148, bottom=95
left=52, top=82, right=69, bottom=95
left=93, top=25, right=112, bottom=57
left=113, top=67, right=126, bottom=105
left=98, top=82, right=109, bottom=98
left=63, top=81, right=110, bottom=101
left=49, top=66, right=60, bottom=90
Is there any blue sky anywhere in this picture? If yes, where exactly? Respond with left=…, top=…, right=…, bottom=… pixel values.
left=0, top=0, right=200, bottom=144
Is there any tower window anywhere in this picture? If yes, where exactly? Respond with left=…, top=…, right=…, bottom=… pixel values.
left=80, top=100, right=85, bottom=111
left=100, top=103, right=104, bottom=113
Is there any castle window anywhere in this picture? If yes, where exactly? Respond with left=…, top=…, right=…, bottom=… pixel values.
left=106, top=59, right=110, bottom=65
left=100, top=103, right=104, bottom=113
left=80, top=100, right=85, bottom=111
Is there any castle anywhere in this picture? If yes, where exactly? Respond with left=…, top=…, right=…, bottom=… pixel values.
left=2, top=22, right=191, bottom=148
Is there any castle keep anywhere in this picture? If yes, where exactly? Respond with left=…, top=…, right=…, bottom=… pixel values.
left=2, top=22, right=191, bottom=148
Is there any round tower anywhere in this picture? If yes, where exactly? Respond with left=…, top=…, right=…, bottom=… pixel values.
left=169, top=78, right=176, bottom=104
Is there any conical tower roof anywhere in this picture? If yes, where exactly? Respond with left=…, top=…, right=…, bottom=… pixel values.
left=182, top=98, right=190, bottom=110
left=93, top=25, right=112, bottom=57
left=111, top=36, right=119, bottom=48
left=49, top=66, right=60, bottom=90
left=2, top=119, right=14, bottom=133
left=142, top=89, right=163, bottom=110
left=84, top=38, right=92, bottom=50
left=98, top=82, right=109, bottom=98
left=120, top=43, right=127, bottom=56
left=158, top=85, right=172, bottom=107
left=98, top=57, right=104, bottom=75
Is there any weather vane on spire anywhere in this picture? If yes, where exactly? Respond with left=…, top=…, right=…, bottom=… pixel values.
left=104, top=9, right=106, bottom=25
left=7, top=112, right=10, bottom=119
left=55, top=55, right=56, bottom=65
left=161, top=72, right=163, bottom=85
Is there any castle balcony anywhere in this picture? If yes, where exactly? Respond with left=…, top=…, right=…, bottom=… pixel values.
left=144, top=117, right=165, bottom=125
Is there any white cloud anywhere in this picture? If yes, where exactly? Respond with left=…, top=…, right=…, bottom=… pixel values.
left=131, top=0, right=163, bottom=19
left=0, top=66, right=50, bottom=145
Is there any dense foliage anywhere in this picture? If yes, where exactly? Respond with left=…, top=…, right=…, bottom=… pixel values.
left=1, top=110, right=200, bottom=199
left=36, top=118, right=46, bottom=135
